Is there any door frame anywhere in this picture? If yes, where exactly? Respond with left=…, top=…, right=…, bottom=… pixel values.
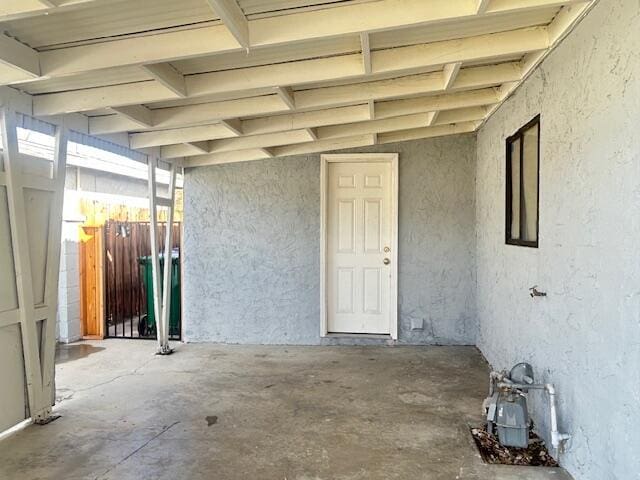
left=320, top=153, right=399, bottom=339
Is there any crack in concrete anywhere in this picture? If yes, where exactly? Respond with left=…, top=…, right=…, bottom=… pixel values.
left=59, top=357, right=156, bottom=402
left=94, top=421, right=180, bottom=480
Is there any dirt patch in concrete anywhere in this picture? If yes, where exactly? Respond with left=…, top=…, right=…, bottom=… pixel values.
left=205, top=416, right=218, bottom=426
left=471, top=427, right=558, bottom=467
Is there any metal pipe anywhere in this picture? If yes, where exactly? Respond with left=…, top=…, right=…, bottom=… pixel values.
left=494, top=380, right=571, bottom=450
left=546, top=383, right=571, bottom=450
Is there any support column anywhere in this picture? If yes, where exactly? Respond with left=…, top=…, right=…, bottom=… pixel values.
left=147, top=158, right=177, bottom=355
left=1, top=107, right=67, bottom=424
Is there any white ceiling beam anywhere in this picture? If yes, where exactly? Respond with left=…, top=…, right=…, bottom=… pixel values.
left=132, top=105, right=371, bottom=148
left=373, top=88, right=499, bottom=119
left=378, top=121, right=479, bottom=144
left=479, top=2, right=593, bottom=128
left=294, top=62, right=520, bottom=110
left=360, top=33, right=372, bottom=75
left=127, top=89, right=497, bottom=149
left=110, top=105, right=153, bottom=128
left=141, top=63, right=187, bottom=98
left=476, top=0, right=491, bottom=14
left=32, top=27, right=541, bottom=115
left=220, top=118, right=244, bottom=136
left=548, top=2, right=592, bottom=44
left=318, top=106, right=488, bottom=141
left=90, top=65, right=514, bottom=136
left=370, top=27, right=547, bottom=74
left=259, top=148, right=275, bottom=158
left=129, top=123, right=236, bottom=149
left=30, top=0, right=573, bottom=82
left=188, top=134, right=377, bottom=167
left=206, top=0, right=250, bottom=50
left=274, top=87, right=296, bottom=110
left=272, top=134, right=376, bottom=159
left=0, top=34, right=41, bottom=83
left=90, top=94, right=289, bottom=135
left=165, top=106, right=488, bottom=159
left=160, top=129, right=312, bottom=158
left=435, top=107, right=488, bottom=124
left=306, top=128, right=318, bottom=141
left=184, top=149, right=273, bottom=167
left=0, top=0, right=106, bottom=22
left=443, top=62, right=462, bottom=90
left=243, top=104, right=371, bottom=136
left=184, top=141, right=210, bottom=154
left=210, top=129, right=312, bottom=154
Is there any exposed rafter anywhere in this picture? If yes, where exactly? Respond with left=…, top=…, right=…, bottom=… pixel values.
left=0, top=0, right=106, bottom=22
left=110, top=105, right=153, bottom=128
left=476, top=0, right=491, bottom=14
left=160, top=105, right=489, bottom=160
left=274, top=87, right=296, bottom=110
left=18, top=0, right=580, bottom=83
left=0, top=0, right=596, bottom=164
left=141, top=63, right=187, bottom=98
left=220, top=118, right=243, bottom=136
left=443, top=62, right=462, bottom=90
left=0, top=34, right=41, bottom=84
left=206, top=0, right=250, bottom=50
left=32, top=27, right=546, bottom=115
left=360, top=33, right=372, bottom=75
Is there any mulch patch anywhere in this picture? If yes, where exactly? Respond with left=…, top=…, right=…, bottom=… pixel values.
left=471, top=426, right=558, bottom=467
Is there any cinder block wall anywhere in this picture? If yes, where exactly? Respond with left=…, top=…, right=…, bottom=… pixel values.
left=57, top=221, right=82, bottom=343
left=183, top=135, right=477, bottom=345
left=475, top=1, right=640, bottom=479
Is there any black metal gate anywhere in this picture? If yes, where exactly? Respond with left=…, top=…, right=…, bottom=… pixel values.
left=104, top=220, right=181, bottom=340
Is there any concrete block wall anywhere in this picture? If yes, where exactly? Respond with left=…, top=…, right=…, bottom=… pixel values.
left=475, top=1, right=640, bottom=479
left=57, top=221, right=82, bottom=343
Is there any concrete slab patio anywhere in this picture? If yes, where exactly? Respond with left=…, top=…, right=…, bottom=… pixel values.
left=0, top=341, right=572, bottom=480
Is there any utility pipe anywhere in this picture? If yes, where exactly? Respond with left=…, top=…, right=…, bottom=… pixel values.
left=495, top=380, right=571, bottom=450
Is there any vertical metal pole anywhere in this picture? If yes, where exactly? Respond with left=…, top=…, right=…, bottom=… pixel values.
left=147, top=157, right=166, bottom=354
left=159, top=163, right=177, bottom=349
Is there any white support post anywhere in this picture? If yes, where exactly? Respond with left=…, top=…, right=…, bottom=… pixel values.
left=147, top=157, right=177, bottom=355
left=1, top=106, right=66, bottom=424
left=159, top=163, right=177, bottom=351
left=40, top=118, right=68, bottom=403
left=1, top=107, right=44, bottom=420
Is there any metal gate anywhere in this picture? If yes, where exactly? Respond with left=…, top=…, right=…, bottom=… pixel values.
left=104, top=220, right=181, bottom=340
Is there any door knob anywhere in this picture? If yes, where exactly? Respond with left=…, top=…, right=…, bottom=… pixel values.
left=383, top=258, right=390, bottom=265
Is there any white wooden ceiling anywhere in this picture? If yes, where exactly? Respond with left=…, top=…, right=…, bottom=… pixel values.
left=0, top=0, right=596, bottom=167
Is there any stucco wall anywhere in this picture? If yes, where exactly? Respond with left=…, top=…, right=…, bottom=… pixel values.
left=183, top=135, right=477, bottom=345
left=475, top=1, right=640, bottom=479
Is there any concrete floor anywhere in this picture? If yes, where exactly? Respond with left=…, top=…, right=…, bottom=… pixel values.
left=0, top=340, right=572, bottom=480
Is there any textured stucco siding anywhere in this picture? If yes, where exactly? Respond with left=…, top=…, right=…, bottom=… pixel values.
left=475, top=1, right=640, bottom=479
left=183, top=135, right=477, bottom=345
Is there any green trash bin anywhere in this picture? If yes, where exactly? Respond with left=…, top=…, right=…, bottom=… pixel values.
left=139, top=251, right=181, bottom=338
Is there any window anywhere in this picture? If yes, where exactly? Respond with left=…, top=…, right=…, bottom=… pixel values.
left=506, top=115, right=540, bottom=247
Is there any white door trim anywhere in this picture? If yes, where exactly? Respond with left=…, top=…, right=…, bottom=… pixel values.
left=320, top=153, right=398, bottom=339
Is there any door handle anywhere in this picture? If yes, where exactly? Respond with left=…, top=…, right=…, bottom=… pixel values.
left=383, top=258, right=390, bottom=265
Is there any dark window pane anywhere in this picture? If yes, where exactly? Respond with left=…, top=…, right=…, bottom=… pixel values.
left=506, top=116, right=539, bottom=247
left=521, top=123, right=539, bottom=242
left=510, top=138, right=521, bottom=240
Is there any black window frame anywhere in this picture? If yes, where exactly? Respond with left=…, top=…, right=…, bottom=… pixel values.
left=505, top=114, right=540, bottom=248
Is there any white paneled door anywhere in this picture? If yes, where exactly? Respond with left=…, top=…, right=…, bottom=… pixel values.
left=324, top=156, right=397, bottom=336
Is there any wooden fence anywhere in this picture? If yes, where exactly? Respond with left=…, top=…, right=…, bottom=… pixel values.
left=103, top=220, right=181, bottom=339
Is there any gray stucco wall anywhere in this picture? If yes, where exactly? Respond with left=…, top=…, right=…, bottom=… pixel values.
left=183, top=135, right=477, bottom=345
left=475, top=1, right=640, bottom=479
